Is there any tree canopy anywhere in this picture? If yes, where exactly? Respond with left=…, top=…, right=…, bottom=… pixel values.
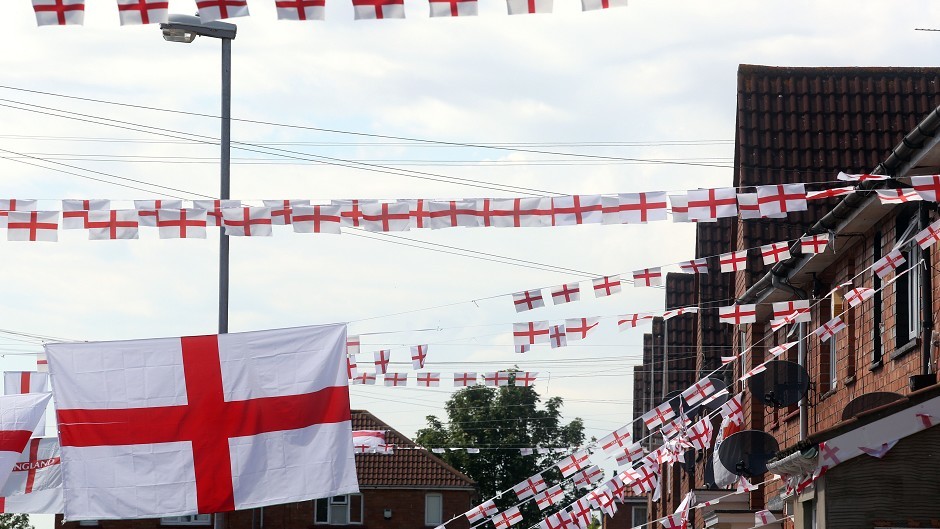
left=415, top=377, right=584, bottom=501
left=0, top=514, right=32, bottom=529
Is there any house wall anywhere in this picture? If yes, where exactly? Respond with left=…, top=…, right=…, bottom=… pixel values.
left=602, top=500, right=647, bottom=529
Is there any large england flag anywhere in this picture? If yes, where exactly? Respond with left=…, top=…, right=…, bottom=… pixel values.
left=0, top=488, right=63, bottom=514
left=3, top=372, right=50, bottom=437
left=0, top=393, right=51, bottom=495
left=46, top=324, right=358, bottom=521
left=0, top=437, right=61, bottom=497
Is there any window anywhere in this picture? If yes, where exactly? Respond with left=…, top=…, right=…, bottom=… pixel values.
left=78, top=521, right=98, bottom=527
left=829, top=289, right=843, bottom=388
left=632, top=505, right=648, bottom=528
left=315, top=495, right=363, bottom=525
left=161, top=516, right=211, bottom=526
left=896, top=211, right=922, bottom=348
left=872, top=231, right=884, bottom=366
left=425, top=493, right=443, bottom=526
left=739, top=330, right=747, bottom=392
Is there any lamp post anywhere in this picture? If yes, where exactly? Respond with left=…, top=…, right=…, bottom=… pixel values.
left=160, top=14, right=237, bottom=335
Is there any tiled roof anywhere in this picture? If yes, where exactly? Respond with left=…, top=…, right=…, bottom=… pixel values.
left=351, top=409, right=476, bottom=489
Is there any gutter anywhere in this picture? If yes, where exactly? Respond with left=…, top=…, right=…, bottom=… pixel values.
left=738, top=105, right=940, bottom=305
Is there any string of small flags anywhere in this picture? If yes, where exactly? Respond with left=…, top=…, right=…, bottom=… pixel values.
left=0, top=178, right=894, bottom=242
left=348, top=370, right=539, bottom=386
left=30, top=0, right=629, bottom=27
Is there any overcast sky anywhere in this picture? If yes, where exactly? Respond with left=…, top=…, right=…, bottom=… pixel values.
left=2, top=2, right=940, bottom=502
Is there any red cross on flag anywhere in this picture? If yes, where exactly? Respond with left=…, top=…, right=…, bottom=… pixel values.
left=262, top=199, right=311, bottom=226
left=641, top=401, right=676, bottom=431
left=678, top=258, right=708, bottom=274
left=276, top=0, right=326, bottom=19
left=0, top=200, right=38, bottom=229
left=754, top=510, right=776, bottom=527
left=719, top=393, right=744, bottom=425
left=292, top=205, right=342, bottom=234
left=134, top=200, right=183, bottom=227
left=483, top=372, right=511, bottom=387
left=116, top=0, right=168, bottom=24
left=564, top=318, right=599, bottom=341
left=617, top=313, right=653, bottom=331
left=512, top=473, right=546, bottom=500
left=0, top=393, right=49, bottom=492
left=61, top=199, right=109, bottom=230
left=506, top=0, right=552, bottom=14
left=492, top=506, right=523, bottom=529
left=687, top=188, right=737, bottom=221
left=550, top=283, right=581, bottom=305
left=87, top=210, right=139, bottom=240
left=736, top=193, right=784, bottom=220
left=549, top=325, right=567, bottom=349
left=515, top=344, right=530, bottom=354
left=3, top=372, right=50, bottom=437
left=604, top=475, right=627, bottom=501
left=813, top=316, right=846, bottom=342
left=718, top=304, right=756, bottom=325
left=588, top=486, right=617, bottom=517
left=157, top=209, right=207, bottom=239
left=572, top=465, right=603, bottom=488
left=534, top=484, right=564, bottom=511
left=619, top=191, right=668, bottom=224
left=193, top=199, right=240, bottom=227
left=374, top=350, right=391, bottom=374
left=873, top=250, right=905, bottom=279
left=663, top=306, right=699, bottom=320
left=739, top=363, right=767, bottom=382
left=410, top=345, right=429, bottom=369
left=46, top=325, right=356, bottom=520
left=346, top=354, right=358, bottom=379
left=556, top=450, right=590, bottom=477
left=771, top=300, right=811, bottom=324
left=333, top=199, right=377, bottom=227
left=539, top=511, right=571, bottom=529
left=668, top=194, right=691, bottom=223
left=909, top=175, right=940, bottom=201
left=360, top=202, right=411, bottom=232
left=916, top=219, right=940, bottom=249
left=807, top=186, right=855, bottom=200
left=428, top=200, right=479, bottom=228
left=800, top=233, right=830, bottom=255
left=734, top=476, right=757, bottom=493
left=453, top=372, right=477, bottom=387
left=513, top=289, right=546, bottom=312
left=760, top=242, right=791, bottom=265
left=845, top=287, right=874, bottom=308
left=428, top=0, right=477, bottom=16
left=628, top=464, right=659, bottom=495
left=598, top=425, right=631, bottom=456
left=383, top=372, right=408, bottom=386
left=223, top=207, right=273, bottom=237
left=687, top=419, right=713, bottom=451
left=768, top=341, right=797, bottom=358
left=464, top=500, right=498, bottom=524
left=837, top=172, right=889, bottom=182
left=491, top=198, right=553, bottom=227
left=756, top=183, right=807, bottom=216
left=32, top=0, right=85, bottom=25
left=515, top=372, right=538, bottom=387
left=416, top=373, right=441, bottom=387
left=877, top=188, right=923, bottom=204
left=7, top=212, right=58, bottom=243
left=633, top=267, right=663, bottom=287
left=718, top=250, right=748, bottom=272
left=351, top=430, right=386, bottom=453
left=513, top=321, right=550, bottom=346
left=681, top=377, right=716, bottom=407
left=196, top=0, right=249, bottom=21
left=346, top=336, right=361, bottom=356
left=351, top=372, right=376, bottom=385
left=580, top=0, right=626, bottom=12
left=552, top=195, right=603, bottom=225
left=615, top=442, right=644, bottom=466
left=568, top=498, right=593, bottom=529
left=0, top=435, right=60, bottom=508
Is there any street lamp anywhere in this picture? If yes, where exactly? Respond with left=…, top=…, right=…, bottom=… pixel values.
left=160, top=14, right=237, bottom=335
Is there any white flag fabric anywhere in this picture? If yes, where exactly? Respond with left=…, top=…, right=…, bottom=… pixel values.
left=193, top=199, right=241, bottom=227
left=32, top=0, right=85, bottom=26
left=276, top=0, right=326, bottom=19
left=552, top=195, right=602, bottom=226
left=61, top=199, right=109, bottom=230
left=352, top=0, right=405, bottom=19
left=46, top=324, right=358, bottom=520
left=428, top=0, right=478, bottom=16
left=157, top=209, right=208, bottom=239
left=0, top=393, right=52, bottom=499
left=293, top=205, right=343, bottom=234
left=0, top=487, right=63, bottom=514
left=0, top=437, right=61, bottom=497
left=7, top=212, right=58, bottom=243
left=87, top=210, right=140, bottom=240
left=3, top=372, right=50, bottom=437
left=197, top=0, right=250, bottom=21
left=352, top=430, right=386, bottom=453
left=360, top=202, right=411, bottom=232
left=134, top=200, right=183, bottom=227
left=506, top=0, right=552, bottom=14
left=222, top=207, right=274, bottom=237
left=262, top=200, right=312, bottom=226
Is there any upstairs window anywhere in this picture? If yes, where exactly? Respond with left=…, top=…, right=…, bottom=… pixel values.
left=315, top=495, right=363, bottom=525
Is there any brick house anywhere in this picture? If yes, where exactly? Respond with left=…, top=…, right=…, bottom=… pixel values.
left=59, top=409, right=476, bottom=529
left=628, top=65, right=940, bottom=529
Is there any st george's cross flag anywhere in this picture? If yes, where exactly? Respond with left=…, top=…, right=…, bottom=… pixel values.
left=46, top=324, right=358, bottom=520
left=0, top=487, right=63, bottom=514
left=3, top=372, right=50, bottom=437
left=0, top=393, right=52, bottom=499
left=0, top=437, right=62, bottom=497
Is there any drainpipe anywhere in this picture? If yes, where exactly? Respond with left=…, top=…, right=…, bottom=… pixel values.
left=798, top=322, right=808, bottom=440
left=662, top=318, right=669, bottom=400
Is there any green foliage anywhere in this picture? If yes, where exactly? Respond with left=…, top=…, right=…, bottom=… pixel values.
left=0, top=514, right=33, bottom=529
left=415, top=376, right=584, bottom=505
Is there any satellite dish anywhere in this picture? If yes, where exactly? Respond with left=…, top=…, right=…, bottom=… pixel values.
left=717, top=430, right=779, bottom=477
left=841, top=392, right=904, bottom=421
left=665, top=390, right=701, bottom=418
left=700, top=377, right=730, bottom=411
left=747, top=360, right=809, bottom=408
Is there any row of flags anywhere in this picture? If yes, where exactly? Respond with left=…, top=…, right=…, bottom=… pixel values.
left=31, top=0, right=627, bottom=26
left=0, top=180, right=887, bottom=242
left=349, top=370, right=539, bottom=386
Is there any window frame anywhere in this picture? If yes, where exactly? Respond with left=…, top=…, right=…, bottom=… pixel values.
left=895, top=211, right=922, bottom=349
left=314, top=494, right=363, bottom=525
left=632, top=504, right=648, bottom=528
left=425, top=493, right=444, bottom=526
left=160, top=516, right=212, bottom=526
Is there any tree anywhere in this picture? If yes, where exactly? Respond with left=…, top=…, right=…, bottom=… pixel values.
left=0, top=514, right=32, bottom=529
left=415, top=376, right=584, bottom=503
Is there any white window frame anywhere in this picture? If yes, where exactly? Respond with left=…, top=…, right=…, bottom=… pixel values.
left=425, top=493, right=443, bottom=526
left=161, top=515, right=212, bottom=526
left=314, top=494, right=363, bottom=525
